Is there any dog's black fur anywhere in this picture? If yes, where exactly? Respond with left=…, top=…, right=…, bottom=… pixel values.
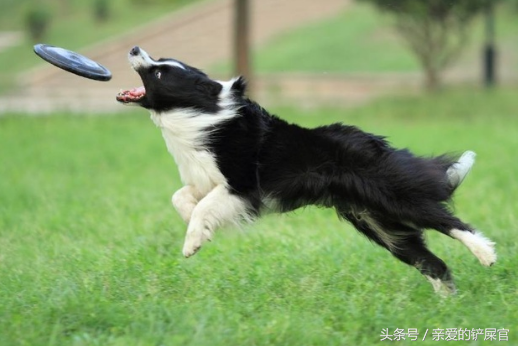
left=117, top=47, right=495, bottom=294
left=212, top=81, right=468, bottom=286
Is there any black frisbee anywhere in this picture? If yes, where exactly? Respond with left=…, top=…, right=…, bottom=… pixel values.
left=34, top=44, right=112, bottom=81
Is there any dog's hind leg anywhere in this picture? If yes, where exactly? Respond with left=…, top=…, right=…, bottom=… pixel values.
left=390, top=233, right=457, bottom=296
left=341, top=210, right=400, bottom=250
left=342, top=211, right=456, bottom=295
left=182, top=184, right=252, bottom=257
left=450, top=229, right=496, bottom=267
left=172, top=185, right=202, bottom=223
left=406, top=205, right=497, bottom=267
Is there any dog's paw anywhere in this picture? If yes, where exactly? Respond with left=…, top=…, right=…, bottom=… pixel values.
left=426, top=276, right=457, bottom=297
left=182, top=227, right=212, bottom=258
left=474, top=237, right=497, bottom=267
left=171, top=189, right=197, bottom=224
left=451, top=229, right=497, bottom=267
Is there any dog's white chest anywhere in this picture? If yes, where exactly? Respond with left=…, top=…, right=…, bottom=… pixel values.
left=151, top=111, right=227, bottom=195
left=162, top=130, right=225, bottom=193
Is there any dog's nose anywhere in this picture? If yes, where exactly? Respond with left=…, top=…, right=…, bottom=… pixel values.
left=130, top=46, right=140, bottom=56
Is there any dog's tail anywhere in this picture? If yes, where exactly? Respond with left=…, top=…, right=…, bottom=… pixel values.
left=446, top=151, right=476, bottom=190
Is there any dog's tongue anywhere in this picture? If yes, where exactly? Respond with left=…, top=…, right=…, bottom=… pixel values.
left=116, top=85, right=146, bottom=102
left=129, top=86, right=145, bottom=96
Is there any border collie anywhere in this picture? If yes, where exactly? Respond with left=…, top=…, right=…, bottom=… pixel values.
left=117, top=46, right=496, bottom=295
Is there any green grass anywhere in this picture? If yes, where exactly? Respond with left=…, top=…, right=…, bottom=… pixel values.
left=253, top=3, right=419, bottom=74
left=1, top=88, right=518, bottom=345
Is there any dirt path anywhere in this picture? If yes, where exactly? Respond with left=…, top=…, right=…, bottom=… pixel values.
left=0, top=31, right=22, bottom=53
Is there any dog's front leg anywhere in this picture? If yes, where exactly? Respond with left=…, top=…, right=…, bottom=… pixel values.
left=172, top=185, right=202, bottom=223
left=182, top=184, right=249, bottom=258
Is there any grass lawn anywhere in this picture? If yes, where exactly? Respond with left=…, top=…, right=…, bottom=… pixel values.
left=1, top=88, right=518, bottom=345
left=252, top=3, right=419, bottom=74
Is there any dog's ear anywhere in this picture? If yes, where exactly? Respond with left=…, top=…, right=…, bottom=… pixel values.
left=231, top=76, right=247, bottom=97
left=196, top=79, right=223, bottom=97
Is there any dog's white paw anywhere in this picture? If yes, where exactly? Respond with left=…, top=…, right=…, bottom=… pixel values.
left=172, top=187, right=198, bottom=223
left=425, top=276, right=457, bottom=297
left=451, top=229, right=497, bottom=267
left=472, top=237, right=497, bottom=267
left=182, top=227, right=212, bottom=258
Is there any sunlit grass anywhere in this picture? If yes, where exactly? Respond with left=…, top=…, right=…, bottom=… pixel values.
left=1, top=88, right=517, bottom=345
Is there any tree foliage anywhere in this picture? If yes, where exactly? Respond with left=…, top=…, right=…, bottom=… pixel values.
left=359, top=0, right=498, bottom=90
left=25, top=4, right=52, bottom=42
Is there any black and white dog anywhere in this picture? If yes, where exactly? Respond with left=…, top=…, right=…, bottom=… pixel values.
left=117, top=46, right=496, bottom=294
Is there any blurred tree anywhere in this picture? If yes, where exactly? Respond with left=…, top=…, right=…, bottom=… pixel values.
left=359, top=0, right=498, bottom=90
left=94, top=0, right=110, bottom=22
left=234, top=0, right=251, bottom=82
left=25, top=3, right=52, bottom=42
left=483, top=1, right=496, bottom=88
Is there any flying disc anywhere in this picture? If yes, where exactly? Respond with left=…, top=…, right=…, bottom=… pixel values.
left=33, top=44, right=112, bottom=81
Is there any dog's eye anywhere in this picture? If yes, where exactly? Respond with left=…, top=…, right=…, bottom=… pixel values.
left=155, top=70, right=162, bottom=79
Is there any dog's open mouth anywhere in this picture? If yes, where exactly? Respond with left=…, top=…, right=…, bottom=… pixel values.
left=116, top=86, right=145, bottom=103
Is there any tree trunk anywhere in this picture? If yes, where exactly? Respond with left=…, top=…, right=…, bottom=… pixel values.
left=234, top=0, right=251, bottom=80
left=424, top=65, right=440, bottom=91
